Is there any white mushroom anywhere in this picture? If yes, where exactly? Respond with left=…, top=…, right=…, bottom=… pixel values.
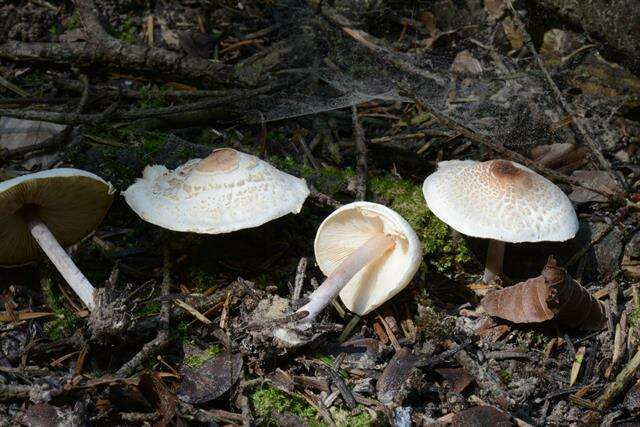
left=0, top=169, right=115, bottom=309
left=123, top=148, right=310, bottom=233
left=422, top=159, right=579, bottom=283
left=297, top=201, right=422, bottom=321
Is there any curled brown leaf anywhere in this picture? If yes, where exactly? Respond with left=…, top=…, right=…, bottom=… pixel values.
left=481, top=257, right=606, bottom=330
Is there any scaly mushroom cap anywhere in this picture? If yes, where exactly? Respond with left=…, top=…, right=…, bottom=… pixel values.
left=422, top=159, right=579, bottom=243
left=123, top=148, right=310, bottom=233
left=314, top=202, right=422, bottom=315
left=0, top=169, right=115, bottom=266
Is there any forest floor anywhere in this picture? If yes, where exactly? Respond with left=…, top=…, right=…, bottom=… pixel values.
left=0, top=0, right=640, bottom=426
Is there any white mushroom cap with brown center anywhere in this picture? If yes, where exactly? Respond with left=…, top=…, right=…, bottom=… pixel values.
left=0, top=169, right=115, bottom=266
left=314, top=201, right=422, bottom=316
left=123, top=148, right=310, bottom=234
left=422, top=159, right=579, bottom=243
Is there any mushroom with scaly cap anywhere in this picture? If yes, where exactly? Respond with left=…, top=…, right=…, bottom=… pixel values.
left=0, top=169, right=115, bottom=310
left=123, top=148, right=309, bottom=234
left=123, top=147, right=310, bottom=233
left=422, top=159, right=579, bottom=283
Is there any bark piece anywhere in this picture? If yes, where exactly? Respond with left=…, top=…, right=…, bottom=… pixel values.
left=178, top=352, right=243, bottom=404
left=482, top=257, right=606, bottom=330
left=451, top=406, right=514, bottom=427
left=376, top=347, right=419, bottom=405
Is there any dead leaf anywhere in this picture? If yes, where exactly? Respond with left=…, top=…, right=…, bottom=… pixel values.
left=376, top=347, right=418, bottom=405
left=177, top=352, right=243, bottom=404
left=451, top=406, right=514, bottom=427
left=484, top=0, right=507, bottom=20
left=0, top=117, right=65, bottom=151
left=502, top=17, right=523, bottom=50
left=435, top=367, right=474, bottom=393
left=569, top=170, right=620, bottom=203
left=138, top=371, right=177, bottom=427
left=481, top=257, right=606, bottom=330
left=451, top=50, right=483, bottom=75
left=25, top=403, right=61, bottom=427
left=528, top=143, right=587, bottom=173
left=0, top=310, right=54, bottom=322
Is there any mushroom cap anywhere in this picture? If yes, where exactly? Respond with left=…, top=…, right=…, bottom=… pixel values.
left=0, top=169, right=115, bottom=266
left=422, top=159, right=579, bottom=243
left=314, top=201, right=422, bottom=316
left=123, top=148, right=310, bottom=234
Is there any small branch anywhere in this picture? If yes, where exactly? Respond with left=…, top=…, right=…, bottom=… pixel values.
left=292, top=257, right=308, bottom=301
left=352, top=105, right=368, bottom=201
left=596, top=347, right=640, bottom=409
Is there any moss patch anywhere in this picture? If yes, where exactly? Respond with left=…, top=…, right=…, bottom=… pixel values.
left=370, top=175, right=471, bottom=273
left=42, top=279, right=83, bottom=341
left=184, top=345, right=221, bottom=369
left=630, top=307, right=640, bottom=329
left=251, top=386, right=318, bottom=425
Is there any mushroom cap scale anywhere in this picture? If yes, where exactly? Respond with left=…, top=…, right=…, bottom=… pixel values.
left=123, top=148, right=310, bottom=234
left=314, top=201, right=422, bottom=316
left=422, top=159, right=579, bottom=243
left=0, top=169, right=115, bottom=266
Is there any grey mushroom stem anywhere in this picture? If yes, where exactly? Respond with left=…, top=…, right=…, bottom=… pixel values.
left=25, top=214, right=96, bottom=310
left=297, top=233, right=395, bottom=322
left=483, top=239, right=505, bottom=283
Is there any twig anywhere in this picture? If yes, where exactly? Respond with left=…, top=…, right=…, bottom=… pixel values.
left=318, top=363, right=357, bottom=409
left=352, top=105, right=368, bottom=201
left=318, top=4, right=444, bottom=86
left=292, top=257, right=308, bottom=301
left=0, top=86, right=272, bottom=126
left=115, top=242, right=171, bottom=377
left=596, top=347, right=640, bottom=409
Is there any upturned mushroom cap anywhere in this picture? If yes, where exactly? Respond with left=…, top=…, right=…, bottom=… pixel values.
left=422, top=159, right=579, bottom=243
left=123, top=148, right=310, bottom=234
left=0, top=169, right=115, bottom=266
left=314, top=201, right=422, bottom=315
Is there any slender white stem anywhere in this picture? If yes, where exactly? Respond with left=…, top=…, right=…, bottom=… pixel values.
left=26, top=217, right=96, bottom=310
left=298, top=233, right=395, bottom=322
left=483, top=239, right=505, bottom=283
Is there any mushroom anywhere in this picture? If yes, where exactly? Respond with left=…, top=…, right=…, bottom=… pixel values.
left=123, top=147, right=309, bottom=234
left=293, top=201, right=422, bottom=323
left=422, top=159, right=579, bottom=283
left=0, top=169, right=115, bottom=309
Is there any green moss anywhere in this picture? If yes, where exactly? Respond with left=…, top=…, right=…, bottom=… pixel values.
left=42, top=279, right=83, bottom=341
left=184, top=345, right=221, bottom=369
left=370, top=175, right=471, bottom=273
left=70, top=127, right=169, bottom=189
left=251, top=386, right=317, bottom=425
left=270, top=155, right=356, bottom=198
left=136, top=85, right=169, bottom=109
left=330, top=408, right=376, bottom=427
left=136, top=302, right=161, bottom=316
left=114, top=16, right=138, bottom=44
left=630, top=308, right=640, bottom=329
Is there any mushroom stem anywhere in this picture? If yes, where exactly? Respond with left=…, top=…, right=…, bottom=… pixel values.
left=298, top=233, right=395, bottom=322
left=483, top=239, right=505, bottom=283
left=26, top=217, right=96, bottom=310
